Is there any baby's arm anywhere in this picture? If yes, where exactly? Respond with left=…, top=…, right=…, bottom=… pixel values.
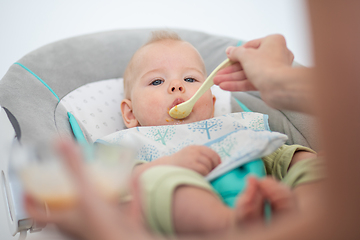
left=133, top=145, right=221, bottom=178
left=280, top=146, right=323, bottom=214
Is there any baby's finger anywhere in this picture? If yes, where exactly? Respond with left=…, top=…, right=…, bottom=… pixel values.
left=192, top=162, right=210, bottom=176
left=200, top=147, right=221, bottom=168
left=196, top=157, right=214, bottom=174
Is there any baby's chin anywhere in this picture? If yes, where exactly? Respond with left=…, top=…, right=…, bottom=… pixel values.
left=166, top=114, right=213, bottom=125
left=163, top=117, right=187, bottom=125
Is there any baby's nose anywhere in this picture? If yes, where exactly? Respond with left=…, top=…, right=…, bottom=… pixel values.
left=169, top=81, right=185, bottom=93
left=171, top=86, right=184, bottom=92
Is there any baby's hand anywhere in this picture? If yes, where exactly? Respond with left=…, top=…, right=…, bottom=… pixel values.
left=170, top=145, right=221, bottom=176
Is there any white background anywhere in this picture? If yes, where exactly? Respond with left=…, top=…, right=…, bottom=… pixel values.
left=0, top=0, right=312, bottom=239
left=0, top=0, right=313, bottom=81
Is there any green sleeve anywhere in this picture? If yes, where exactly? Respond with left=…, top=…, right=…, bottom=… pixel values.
left=282, top=157, right=325, bottom=188
left=262, top=144, right=322, bottom=188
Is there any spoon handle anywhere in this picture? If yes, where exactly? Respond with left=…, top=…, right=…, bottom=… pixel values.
left=189, top=58, right=233, bottom=103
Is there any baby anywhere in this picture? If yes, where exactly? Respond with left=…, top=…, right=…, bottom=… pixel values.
left=119, top=31, right=318, bottom=235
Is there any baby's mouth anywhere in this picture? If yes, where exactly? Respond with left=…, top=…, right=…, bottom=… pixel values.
left=169, top=98, right=185, bottom=110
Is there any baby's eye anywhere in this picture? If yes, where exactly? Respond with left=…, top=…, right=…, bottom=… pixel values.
left=150, top=79, right=164, bottom=86
left=184, top=78, right=197, bottom=83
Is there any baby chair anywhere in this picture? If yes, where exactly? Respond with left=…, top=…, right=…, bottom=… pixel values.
left=0, top=28, right=317, bottom=239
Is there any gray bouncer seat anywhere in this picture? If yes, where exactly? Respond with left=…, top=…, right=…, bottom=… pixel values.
left=0, top=28, right=317, bottom=238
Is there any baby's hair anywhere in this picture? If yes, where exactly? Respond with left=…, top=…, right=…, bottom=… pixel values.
left=145, top=30, right=182, bottom=45
left=123, top=30, right=183, bottom=99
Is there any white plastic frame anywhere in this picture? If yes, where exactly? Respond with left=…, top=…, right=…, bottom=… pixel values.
left=0, top=106, right=44, bottom=238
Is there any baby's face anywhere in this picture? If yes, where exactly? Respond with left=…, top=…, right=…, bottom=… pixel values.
left=125, top=40, right=215, bottom=127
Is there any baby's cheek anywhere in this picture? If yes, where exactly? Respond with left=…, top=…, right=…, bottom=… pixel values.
left=140, top=100, right=165, bottom=125
left=196, top=95, right=214, bottom=116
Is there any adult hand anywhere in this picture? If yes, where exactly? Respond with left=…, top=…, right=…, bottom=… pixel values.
left=235, top=176, right=297, bottom=227
left=214, top=35, right=315, bottom=112
left=25, top=139, right=153, bottom=240
left=214, top=34, right=294, bottom=93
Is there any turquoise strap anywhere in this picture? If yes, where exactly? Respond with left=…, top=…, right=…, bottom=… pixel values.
left=68, top=112, right=87, bottom=143
left=14, top=63, right=91, bottom=157
left=68, top=112, right=93, bottom=162
left=210, top=159, right=271, bottom=220
left=236, top=40, right=244, bottom=47
left=210, top=159, right=265, bottom=208
left=234, top=98, right=252, bottom=112
left=14, top=62, right=60, bottom=102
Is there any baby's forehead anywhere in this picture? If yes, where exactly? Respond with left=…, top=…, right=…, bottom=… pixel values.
left=138, top=41, right=192, bottom=59
left=132, top=40, right=206, bottom=73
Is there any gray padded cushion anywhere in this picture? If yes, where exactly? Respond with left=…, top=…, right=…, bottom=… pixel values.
left=0, top=28, right=318, bottom=150
left=0, top=29, right=237, bottom=144
left=231, top=92, right=318, bottom=150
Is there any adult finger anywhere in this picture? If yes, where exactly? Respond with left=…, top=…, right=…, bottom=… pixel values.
left=288, top=50, right=295, bottom=63
left=213, top=70, right=247, bottom=85
left=218, top=80, right=257, bottom=92
left=24, top=194, right=75, bottom=225
left=262, top=34, right=287, bottom=48
left=225, top=39, right=262, bottom=62
left=226, top=46, right=258, bottom=66
left=235, top=177, right=264, bottom=222
left=238, top=176, right=259, bottom=204
left=241, top=38, right=263, bottom=49
left=128, top=178, right=144, bottom=224
left=54, top=139, right=103, bottom=207
left=258, top=177, right=296, bottom=214
left=216, top=62, right=243, bottom=75
left=24, top=195, right=49, bottom=224
left=55, top=139, right=86, bottom=182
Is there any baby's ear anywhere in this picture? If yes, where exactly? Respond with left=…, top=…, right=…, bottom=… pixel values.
left=212, top=95, right=217, bottom=117
left=121, top=99, right=139, bottom=128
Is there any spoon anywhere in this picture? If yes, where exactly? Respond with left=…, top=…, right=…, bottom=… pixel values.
left=169, top=58, right=233, bottom=119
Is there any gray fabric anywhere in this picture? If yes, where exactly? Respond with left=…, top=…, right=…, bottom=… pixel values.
left=0, top=64, right=61, bottom=144
left=231, top=92, right=318, bottom=151
left=0, top=28, right=317, bottom=149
